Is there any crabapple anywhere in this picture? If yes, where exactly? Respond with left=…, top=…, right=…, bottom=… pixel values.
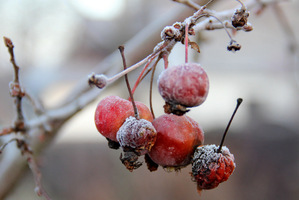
left=191, top=98, right=242, bottom=191
left=158, top=63, right=209, bottom=115
left=191, top=144, right=235, bottom=191
left=94, top=95, right=153, bottom=142
left=148, top=114, right=204, bottom=169
left=116, top=116, right=157, bottom=156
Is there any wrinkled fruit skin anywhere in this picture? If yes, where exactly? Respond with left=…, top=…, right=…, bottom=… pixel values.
left=117, top=116, right=157, bottom=155
left=94, top=95, right=153, bottom=141
left=191, top=144, right=235, bottom=190
left=148, top=114, right=204, bottom=168
left=158, top=63, right=209, bottom=108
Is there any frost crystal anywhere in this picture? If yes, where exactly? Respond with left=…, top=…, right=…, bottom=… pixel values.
left=116, top=116, right=157, bottom=155
left=192, top=145, right=233, bottom=174
left=191, top=144, right=236, bottom=190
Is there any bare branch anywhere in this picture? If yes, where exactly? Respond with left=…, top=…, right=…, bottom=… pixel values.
left=3, top=37, right=26, bottom=133
left=25, top=151, right=51, bottom=200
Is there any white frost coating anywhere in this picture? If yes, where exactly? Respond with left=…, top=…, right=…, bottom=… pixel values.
left=116, top=116, right=157, bottom=153
left=157, top=63, right=209, bottom=107
left=161, top=26, right=181, bottom=40
left=192, top=144, right=234, bottom=172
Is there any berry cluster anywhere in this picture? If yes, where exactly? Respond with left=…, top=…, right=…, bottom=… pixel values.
left=92, top=0, right=246, bottom=193
left=94, top=61, right=208, bottom=171
left=94, top=47, right=209, bottom=172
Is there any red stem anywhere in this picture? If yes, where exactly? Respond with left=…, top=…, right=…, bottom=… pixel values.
left=130, top=56, right=157, bottom=97
left=185, top=23, right=189, bottom=63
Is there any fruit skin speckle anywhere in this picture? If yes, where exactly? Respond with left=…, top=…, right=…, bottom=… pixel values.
left=158, top=63, right=209, bottom=109
left=94, top=95, right=153, bottom=142
left=148, top=114, right=204, bottom=168
left=191, top=144, right=236, bottom=190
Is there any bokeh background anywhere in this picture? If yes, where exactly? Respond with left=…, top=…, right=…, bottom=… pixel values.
left=0, top=0, right=298, bottom=199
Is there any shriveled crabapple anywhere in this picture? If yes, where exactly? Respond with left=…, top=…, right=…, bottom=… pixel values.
left=191, top=144, right=235, bottom=191
left=94, top=95, right=153, bottom=147
left=117, top=116, right=157, bottom=172
left=191, top=98, right=242, bottom=192
left=148, top=114, right=204, bottom=170
left=158, top=63, right=209, bottom=115
left=116, top=116, right=157, bottom=156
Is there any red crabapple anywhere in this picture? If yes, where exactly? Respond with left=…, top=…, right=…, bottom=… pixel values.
left=116, top=116, right=157, bottom=155
left=191, top=98, right=242, bottom=191
left=148, top=114, right=204, bottom=170
left=94, top=95, right=153, bottom=143
left=158, top=63, right=209, bottom=115
left=191, top=144, right=235, bottom=191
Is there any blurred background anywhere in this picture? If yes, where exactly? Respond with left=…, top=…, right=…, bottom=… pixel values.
left=0, top=0, right=298, bottom=199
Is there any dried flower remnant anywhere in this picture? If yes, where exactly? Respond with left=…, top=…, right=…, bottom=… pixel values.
left=231, top=5, right=250, bottom=28
left=119, top=151, right=142, bottom=172
left=227, top=40, right=241, bottom=52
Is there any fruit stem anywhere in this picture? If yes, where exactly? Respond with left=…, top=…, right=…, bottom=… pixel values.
left=236, top=0, right=246, bottom=10
left=205, top=14, right=234, bottom=43
left=119, top=46, right=140, bottom=119
left=149, top=56, right=161, bottom=119
left=185, top=22, right=189, bottom=64
left=131, top=56, right=157, bottom=97
left=217, top=98, right=243, bottom=153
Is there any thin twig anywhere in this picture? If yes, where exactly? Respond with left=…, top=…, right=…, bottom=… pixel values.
left=3, top=37, right=26, bottom=133
left=0, top=138, right=19, bottom=153
left=3, top=37, right=20, bottom=83
left=25, top=151, right=51, bottom=200
left=149, top=57, right=162, bottom=119
left=272, top=3, right=297, bottom=53
left=0, top=127, right=15, bottom=136
left=119, top=46, right=140, bottom=119
left=173, top=0, right=201, bottom=10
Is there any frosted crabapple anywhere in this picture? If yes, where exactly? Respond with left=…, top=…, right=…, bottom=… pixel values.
left=157, top=63, right=209, bottom=115
left=116, top=116, right=157, bottom=156
left=94, top=95, right=153, bottom=148
left=156, top=21, right=209, bottom=115
left=148, top=113, right=204, bottom=170
left=191, top=98, right=242, bottom=192
left=191, top=144, right=235, bottom=190
left=117, top=116, right=157, bottom=172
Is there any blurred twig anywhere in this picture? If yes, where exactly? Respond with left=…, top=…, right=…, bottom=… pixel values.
left=1, top=37, right=51, bottom=200
left=272, top=2, right=299, bottom=92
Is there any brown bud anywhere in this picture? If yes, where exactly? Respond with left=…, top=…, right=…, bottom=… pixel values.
left=231, top=8, right=249, bottom=28
left=88, top=73, right=108, bottom=89
left=227, top=40, right=241, bottom=52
